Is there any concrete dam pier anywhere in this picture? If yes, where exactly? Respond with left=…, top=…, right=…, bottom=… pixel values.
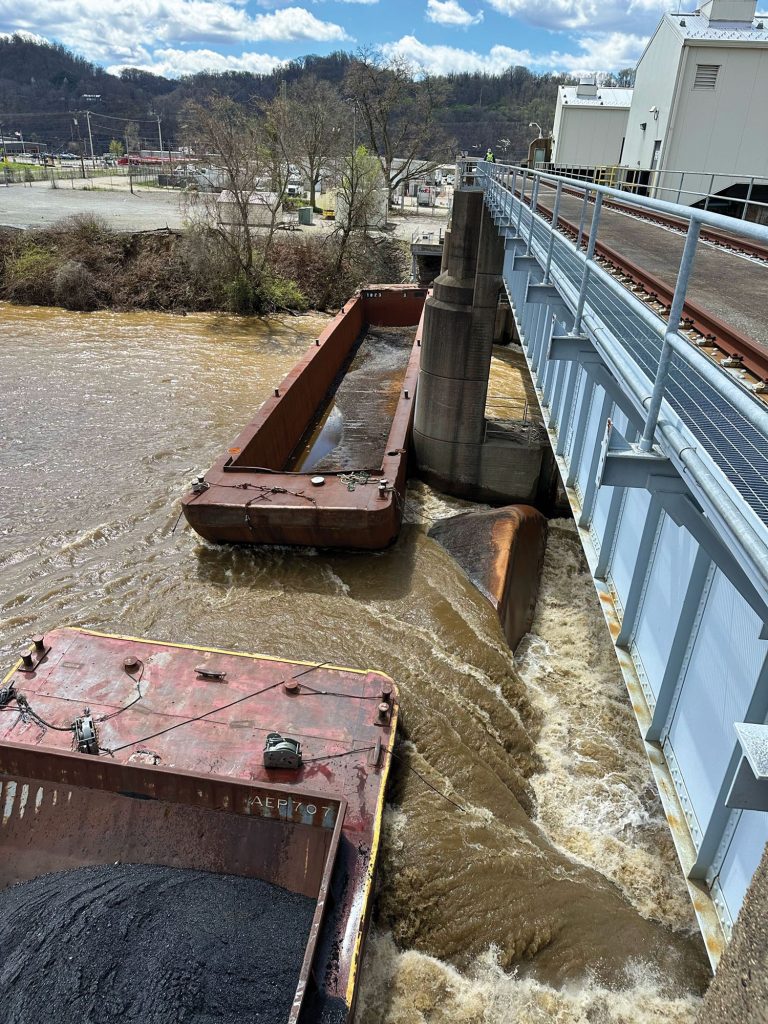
left=414, top=188, right=556, bottom=505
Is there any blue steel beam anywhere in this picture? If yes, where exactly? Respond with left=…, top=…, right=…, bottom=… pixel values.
left=464, top=158, right=768, bottom=965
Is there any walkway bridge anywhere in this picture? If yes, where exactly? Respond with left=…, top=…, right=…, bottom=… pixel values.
left=457, top=161, right=768, bottom=963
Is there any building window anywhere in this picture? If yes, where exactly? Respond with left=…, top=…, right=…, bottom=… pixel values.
left=694, top=64, right=720, bottom=89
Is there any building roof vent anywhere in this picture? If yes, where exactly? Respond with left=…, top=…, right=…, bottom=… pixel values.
left=576, top=75, right=598, bottom=98
left=698, top=0, right=757, bottom=22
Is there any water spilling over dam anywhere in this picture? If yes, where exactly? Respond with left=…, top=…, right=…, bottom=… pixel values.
left=0, top=302, right=708, bottom=1021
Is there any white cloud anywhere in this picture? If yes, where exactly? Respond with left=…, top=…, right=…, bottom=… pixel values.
left=107, top=47, right=286, bottom=77
left=382, top=36, right=533, bottom=75
left=426, top=0, right=483, bottom=26
left=0, top=1, right=351, bottom=67
left=382, top=30, right=646, bottom=75
left=483, top=0, right=666, bottom=32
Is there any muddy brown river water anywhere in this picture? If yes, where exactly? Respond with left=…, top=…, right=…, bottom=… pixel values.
left=0, top=303, right=709, bottom=1022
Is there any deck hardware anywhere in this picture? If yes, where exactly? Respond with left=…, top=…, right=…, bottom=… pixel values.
left=263, top=732, right=302, bottom=770
left=284, top=679, right=300, bottom=694
left=310, top=476, right=325, bottom=487
left=368, top=738, right=382, bottom=767
left=404, top=389, right=410, bottom=399
left=380, top=684, right=393, bottom=703
left=0, top=684, right=15, bottom=707
left=33, top=636, right=46, bottom=652
left=123, top=654, right=141, bottom=672
left=191, top=475, right=209, bottom=493
left=274, top=388, right=280, bottom=397
left=377, top=480, right=389, bottom=498
left=21, top=653, right=34, bottom=670
left=74, top=710, right=99, bottom=755
left=376, top=702, right=391, bottom=725
left=195, top=666, right=227, bottom=681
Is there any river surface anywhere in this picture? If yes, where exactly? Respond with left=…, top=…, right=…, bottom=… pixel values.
left=0, top=303, right=709, bottom=1021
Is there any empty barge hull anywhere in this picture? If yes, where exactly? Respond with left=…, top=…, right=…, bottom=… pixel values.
left=0, top=628, right=399, bottom=1024
left=181, top=285, right=427, bottom=549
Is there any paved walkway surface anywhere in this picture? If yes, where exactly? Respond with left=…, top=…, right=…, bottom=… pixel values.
left=539, top=188, right=768, bottom=350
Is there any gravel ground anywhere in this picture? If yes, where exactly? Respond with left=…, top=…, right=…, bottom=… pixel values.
left=0, top=863, right=316, bottom=1024
left=0, top=180, right=447, bottom=241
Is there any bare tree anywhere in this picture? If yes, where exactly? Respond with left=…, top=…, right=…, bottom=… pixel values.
left=272, top=76, right=345, bottom=209
left=183, top=95, right=289, bottom=281
left=322, top=144, right=385, bottom=306
left=344, top=49, right=451, bottom=205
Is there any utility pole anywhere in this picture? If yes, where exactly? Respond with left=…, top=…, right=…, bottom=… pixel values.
left=157, top=115, right=163, bottom=155
left=0, top=123, right=7, bottom=161
left=85, top=110, right=96, bottom=167
left=73, top=118, right=86, bottom=179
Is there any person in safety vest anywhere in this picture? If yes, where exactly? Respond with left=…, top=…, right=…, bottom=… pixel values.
left=485, top=148, right=495, bottom=163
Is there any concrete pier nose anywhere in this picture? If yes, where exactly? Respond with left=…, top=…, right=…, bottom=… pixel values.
left=414, top=189, right=553, bottom=505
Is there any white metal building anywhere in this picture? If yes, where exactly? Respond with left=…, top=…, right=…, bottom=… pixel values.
left=551, top=78, right=633, bottom=168
left=622, top=0, right=768, bottom=207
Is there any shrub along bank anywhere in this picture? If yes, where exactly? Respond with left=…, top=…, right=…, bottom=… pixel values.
left=0, top=215, right=409, bottom=315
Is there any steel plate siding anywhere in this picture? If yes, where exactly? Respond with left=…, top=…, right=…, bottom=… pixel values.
left=576, top=382, right=607, bottom=499
left=607, top=487, right=652, bottom=612
left=565, top=368, right=588, bottom=461
left=718, top=809, right=768, bottom=923
left=666, top=570, right=764, bottom=834
left=631, top=514, right=699, bottom=699
left=590, top=409, right=629, bottom=544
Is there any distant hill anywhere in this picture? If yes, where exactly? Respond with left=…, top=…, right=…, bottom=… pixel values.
left=0, top=34, right=629, bottom=160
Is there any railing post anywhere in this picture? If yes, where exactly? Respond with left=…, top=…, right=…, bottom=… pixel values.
left=576, top=187, right=590, bottom=249
left=516, top=169, right=528, bottom=234
left=526, top=175, right=540, bottom=253
left=639, top=218, right=702, bottom=452
left=742, top=176, right=755, bottom=221
left=543, top=179, right=563, bottom=284
left=703, top=172, right=715, bottom=211
left=676, top=170, right=684, bottom=205
left=571, top=192, right=603, bottom=335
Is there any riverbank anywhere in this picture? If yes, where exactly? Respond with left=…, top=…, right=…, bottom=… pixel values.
left=0, top=214, right=409, bottom=315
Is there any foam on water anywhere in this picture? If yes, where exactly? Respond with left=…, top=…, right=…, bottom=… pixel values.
left=356, top=931, right=701, bottom=1024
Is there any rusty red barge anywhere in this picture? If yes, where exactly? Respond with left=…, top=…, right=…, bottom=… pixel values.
left=0, top=628, right=399, bottom=1023
left=182, top=285, right=427, bottom=550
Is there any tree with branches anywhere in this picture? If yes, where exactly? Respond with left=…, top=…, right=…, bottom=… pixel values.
left=344, top=49, right=451, bottom=205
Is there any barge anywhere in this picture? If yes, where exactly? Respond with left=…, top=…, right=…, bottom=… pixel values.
left=0, top=628, right=399, bottom=1023
left=182, top=285, right=427, bottom=549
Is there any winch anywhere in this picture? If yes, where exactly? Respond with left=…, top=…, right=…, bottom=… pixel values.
left=263, top=732, right=302, bottom=770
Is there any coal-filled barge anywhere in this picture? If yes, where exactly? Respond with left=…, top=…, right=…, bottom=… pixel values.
left=182, top=285, right=427, bottom=549
left=0, top=628, right=399, bottom=1023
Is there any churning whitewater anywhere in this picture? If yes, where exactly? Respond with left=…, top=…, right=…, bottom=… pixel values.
left=0, top=303, right=708, bottom=1022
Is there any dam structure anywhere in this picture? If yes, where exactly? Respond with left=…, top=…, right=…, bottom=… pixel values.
left=416, top=160, right=768, bottom=964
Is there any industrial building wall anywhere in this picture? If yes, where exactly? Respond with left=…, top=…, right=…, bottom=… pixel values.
left=664, top=44, right=768, bottom=184
left=622, top=19, right=683, bottom=171
left=552, top=106, right=629, bottom=167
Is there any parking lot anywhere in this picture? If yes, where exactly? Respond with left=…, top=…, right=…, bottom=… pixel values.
left=0, top=178, right=447, bottom=239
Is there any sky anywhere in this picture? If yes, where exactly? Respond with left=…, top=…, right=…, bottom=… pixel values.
left=0, top=0, right=671, bottom=79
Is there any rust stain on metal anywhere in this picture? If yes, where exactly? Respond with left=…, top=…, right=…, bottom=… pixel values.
left=182, top=285, right=427, bottom=550
left=0, top=627, right=399, bottom=1023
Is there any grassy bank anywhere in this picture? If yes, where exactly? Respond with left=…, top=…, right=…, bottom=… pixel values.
left=0, top=215, right=409, bottom=315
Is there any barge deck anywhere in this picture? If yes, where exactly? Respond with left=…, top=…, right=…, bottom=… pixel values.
left=182, top=285, right=427, bottom=550
left=0, top=628, right=399, bottom=1024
